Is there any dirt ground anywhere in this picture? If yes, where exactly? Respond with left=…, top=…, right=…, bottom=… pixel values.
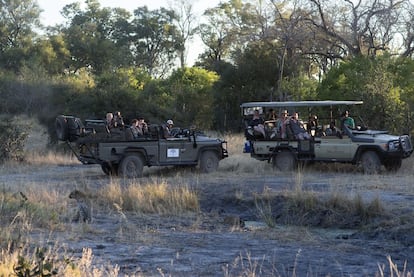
left=1, top=153, right=414, bottom=277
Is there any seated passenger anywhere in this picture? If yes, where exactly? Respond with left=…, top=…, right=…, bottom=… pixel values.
left=341, top=110, right=355, bottom=129
left=105, top=112, right=115, bottom=133
left=163, top=119, right=174, bottom=138
left=129, top=119, right=141, bottom=138
left=113, top=111, right=125, bottom=129
left=289, top=112, right=311, bottom=140
left=278, top=110, right=289, bottom=139
left=307, top=114, right=318, bottom=135
left=138, top=117, right=148, bottom=136
left=249, top=110, right=266, bottom=138
left=266, top=108, right=277, bottom=121
left=325, top=121, right=342, bottom=138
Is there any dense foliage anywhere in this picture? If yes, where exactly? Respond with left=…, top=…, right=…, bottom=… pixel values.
left=0, top=116, right=29, bottom=162
left=1, top=0, right=414, bottom=140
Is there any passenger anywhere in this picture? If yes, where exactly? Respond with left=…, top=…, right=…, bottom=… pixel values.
left=266, top=109, right=279, bottom=138
left=278, top=110, right=289, bottom=139
left=266, top=108, right=277, bottom=121
left=129, top=119, right=141, bottom=138
left=105, top=112, right=115, bottom=132
left=163, top=119, right=174, bottom=138
left=325, top=121, right=342, bottom=138
left=341, top=110, right=355, bottom=129
left=289, top=112, right=311, bottom=140
left=138, top=117, right=148, bottom=135
left=113, top=111, right=125, bottom=128
left=249, top=110, right=266, bottom=138
left=307, top=114, right=318, bottom=135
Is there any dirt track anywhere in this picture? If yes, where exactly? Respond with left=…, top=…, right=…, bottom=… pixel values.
left=1, top=159, right=414, bottom=276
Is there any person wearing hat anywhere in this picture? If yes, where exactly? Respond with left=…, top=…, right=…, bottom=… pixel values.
left=163, top=119, right=174, bottom=138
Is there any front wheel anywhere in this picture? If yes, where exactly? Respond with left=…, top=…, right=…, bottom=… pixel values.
left=199, top=151, right=219, bottom=173
left=360, top=151, right=381, bottom=174
left=273, top=150, right=296, bottom=171
left=118, top=154, right=144, bottom=178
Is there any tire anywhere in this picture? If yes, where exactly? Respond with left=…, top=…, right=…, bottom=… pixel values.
left=384, top=159, right=402, bottom=172
left=118, top=154, right=144, bottom=178
left=101, top=162, right=118, bottom=176
left=360, top=151, right=381, bottom=174
left=199, top=151, right=219, bottom=173
left=273, top=150, right=296, bottom=171
left=55, top=115, right=69, bottom=141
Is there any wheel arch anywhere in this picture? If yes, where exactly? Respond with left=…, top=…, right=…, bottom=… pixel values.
left=122, top=147, right=149, bottom=165
left=354, top=145, right=384, bottom=164
left=271, top=145, right=298, bottom=159
left=197, top=146, right=221, bottom=160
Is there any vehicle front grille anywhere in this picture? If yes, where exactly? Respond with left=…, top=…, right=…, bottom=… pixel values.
left=400, top=135, right=413, bottom=152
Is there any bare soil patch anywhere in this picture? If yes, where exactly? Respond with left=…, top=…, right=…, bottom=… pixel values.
left=1, top=155, right=414, bottom=276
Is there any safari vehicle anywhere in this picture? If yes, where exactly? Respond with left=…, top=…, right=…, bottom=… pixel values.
left=241, top=100, right=413, bottom=173
left=55, top=115, right=228, bottom=177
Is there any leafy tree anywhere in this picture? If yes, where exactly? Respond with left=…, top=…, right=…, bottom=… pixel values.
left=167, top=67, right=219, bottom=129
left=28, top=35, right=71, bottom=75
left=130, top=6, right=182, bottom=78
left=0, top=0, right=41, bottom=72
left=317, top=55, right=409, bottom=133
left=61, top=0, right=132, bottom=74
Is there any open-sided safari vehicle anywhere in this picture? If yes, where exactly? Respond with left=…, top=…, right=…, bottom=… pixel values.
left=55, top=115, right=228, bottom=177
left=241, top=100, right=413, bottom=173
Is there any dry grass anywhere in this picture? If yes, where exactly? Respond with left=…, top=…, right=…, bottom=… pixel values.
left=0, top=131, right=413, bottom=276
left=25, top=150, right=80, bottom=165
left=98, top=179, right=199, bottom=215
left=0, top=245, right=120, bottom=277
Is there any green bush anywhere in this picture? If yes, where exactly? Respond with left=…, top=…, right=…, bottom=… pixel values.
left=0, top=116, right=29, bottom=162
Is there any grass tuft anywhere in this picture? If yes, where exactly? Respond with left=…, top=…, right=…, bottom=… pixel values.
left=98, top=179, right=199, bottom=215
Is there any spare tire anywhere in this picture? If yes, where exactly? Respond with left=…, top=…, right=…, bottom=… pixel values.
left=56, top=115, right=69, bottom=141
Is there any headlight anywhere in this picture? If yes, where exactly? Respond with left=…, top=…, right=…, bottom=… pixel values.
left=388, top=141, right=399, bottom=151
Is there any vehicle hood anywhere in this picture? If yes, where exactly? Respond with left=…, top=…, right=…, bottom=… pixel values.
left=195, top=135, right=224, bottom=142
left=352, top=129, right=400, bottom=142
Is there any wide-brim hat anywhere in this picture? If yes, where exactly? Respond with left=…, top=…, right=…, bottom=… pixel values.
left=166, top=119, right=174, bottom=125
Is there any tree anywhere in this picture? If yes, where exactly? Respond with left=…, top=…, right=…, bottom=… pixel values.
left=317, top=55, right=409, bottom=133
left=303, top=0, right=407, bottom=60
left=130, top=6, right=182, bottom=78
left=198, top=5, right=235, bottom=65
left=167, top=67, right=219, bottom=129
left=0, top=0, right=41, bottom=71
left=170, top=0, right=197, bottom=68
left=61, top=0, right=132, bottom=74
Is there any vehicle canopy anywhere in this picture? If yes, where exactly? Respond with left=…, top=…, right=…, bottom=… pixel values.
left=241, top=100, right=364, bottom=125
left=240, top=100, right=364, bottom=109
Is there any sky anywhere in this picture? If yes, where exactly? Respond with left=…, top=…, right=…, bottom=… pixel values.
left=36, top=0, right=222, bottom=65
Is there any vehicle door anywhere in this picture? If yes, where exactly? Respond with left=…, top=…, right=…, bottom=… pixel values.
left=314, top=135, right=357, bottom=161
left=158, top=137, right=195, bottom=164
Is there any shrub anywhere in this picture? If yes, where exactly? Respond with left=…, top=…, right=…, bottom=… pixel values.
left=0, top=115, right=29, bottom=162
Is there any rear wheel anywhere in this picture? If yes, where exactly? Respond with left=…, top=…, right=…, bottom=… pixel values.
left=360, top=151, right=381, bottom=174
left=273, top=150, right=296, bottom=171
left=199, top=151, right=219, bottom=173
left=118, top=154, right=144, bottom=178
left=383, top=159, right=402, bottom=172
